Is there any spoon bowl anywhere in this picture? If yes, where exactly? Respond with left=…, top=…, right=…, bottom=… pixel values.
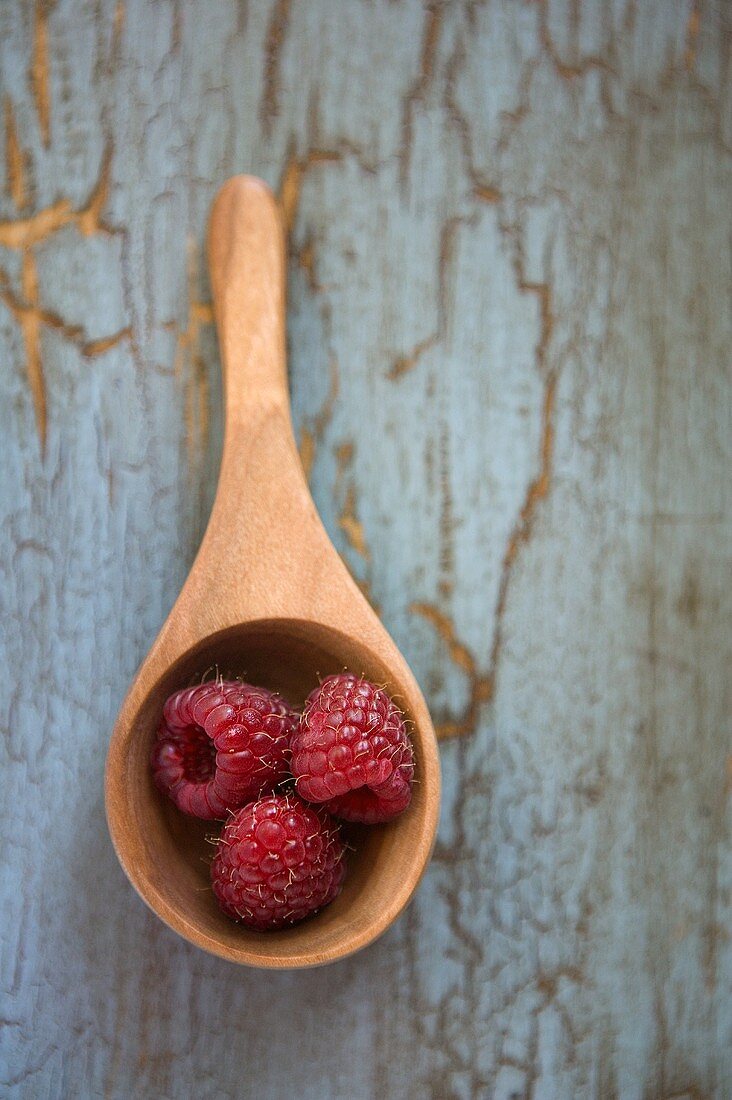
left=105, top=176, right=440, bottom=967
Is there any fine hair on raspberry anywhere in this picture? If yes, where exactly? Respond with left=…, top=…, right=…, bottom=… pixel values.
left=290, top=672, right=415, bottom=824
left=151, top=679, right=298, bottom=820
left=211, top=793, right=347, bottom=929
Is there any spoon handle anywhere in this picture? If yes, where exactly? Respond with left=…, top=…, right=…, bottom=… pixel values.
left=208, top=176, right=289, bottom=420
left=184, top=173, right=337, bottom=632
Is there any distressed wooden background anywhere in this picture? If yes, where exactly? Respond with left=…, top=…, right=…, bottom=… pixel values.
left=1, top=1, right=730, bottom=1097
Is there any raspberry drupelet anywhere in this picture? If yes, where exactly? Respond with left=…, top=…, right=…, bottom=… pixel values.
left=211, top=793, right=346, bottom=929
left=151, top=680, right=298, bottom=820
left=290, top=673, right=414, bottom=824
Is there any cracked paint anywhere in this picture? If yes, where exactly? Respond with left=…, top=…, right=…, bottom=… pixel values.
left=400, top=1, right=443, bottom=186
left=167, top=243, right=214, bottom=464
left=0, top=145, right=125, bottom=451
left=296, top=352, right=339, bottom=479
left=279, top=147, right=342, bottom=239
left=388, top=213, right=476, bottom=379
left=260, top=0, right=292, bottom=137
left=411, top=601, right=491, bottom=739
left=338, top=483, right=370, bottom=561
left=4, top=98, right=28, bottom=210
left=31, top=0, right=52, bottom=147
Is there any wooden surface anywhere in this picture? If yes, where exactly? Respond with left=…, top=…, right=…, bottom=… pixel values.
left=1, top=0, right=730, bottom=1096
left=106, top=174, right=440, bottom=970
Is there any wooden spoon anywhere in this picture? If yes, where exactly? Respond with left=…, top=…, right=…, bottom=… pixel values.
left=105, top=175, right=441, bottom=968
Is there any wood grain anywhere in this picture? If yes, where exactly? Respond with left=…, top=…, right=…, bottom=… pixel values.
left=1, top=0, right=730, bottom=1096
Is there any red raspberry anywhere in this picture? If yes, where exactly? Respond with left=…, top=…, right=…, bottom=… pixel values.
left=151, top=680, right=297, bottom=820
left=291, top=673, right=414, bottom=824
left=211, top=793, right=346, bottom=929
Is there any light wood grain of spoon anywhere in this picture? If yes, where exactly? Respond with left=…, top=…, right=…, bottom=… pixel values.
left=105, top=175, right=441, bottom=968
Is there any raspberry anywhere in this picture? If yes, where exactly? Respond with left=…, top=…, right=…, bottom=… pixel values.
left=291, top=673, right=414, bottom=824
left=151, top=680, right=297, bottom=820
left=211, top=793, right=346, bottom=929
